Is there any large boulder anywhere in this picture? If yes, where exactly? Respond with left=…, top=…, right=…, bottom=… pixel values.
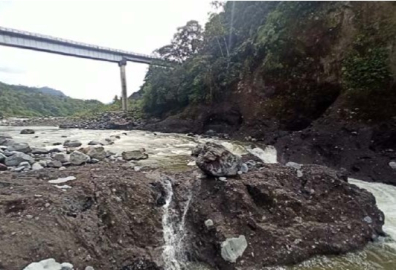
left=20, top=129, right=35, bottom=134
left=5, top=152, right=34, bottom=166
left=86, top=146, right=106, bottom=161
left=185, top=163, right=385, bottom=269
left=122, top=149, right=148, bottom=161
left=31, top=148, right=50, bottom=155
left=53, top=153, right=69, bottom=163
left=194, top=142, right=242, bottom=176
left=70, top=151, right=90, bottom=165
left=7, top=143, right=31, bottom=154
left=63, top=140, right=82, bottom=148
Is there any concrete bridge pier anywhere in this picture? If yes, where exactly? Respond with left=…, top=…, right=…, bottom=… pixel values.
left=118, top=59, right=128, bottom=111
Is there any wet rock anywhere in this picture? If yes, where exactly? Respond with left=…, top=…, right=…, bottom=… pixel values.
left=63, top=140, right=82, bottom=148
left=7, top=143, right=31, bottom=153
left=0, top=153, right=5, bottom=163
left=47, top=160, right=62, bottom=168
left=23, top=258, right=73, bottom=270
left=0, top=163, right=7, bottom=171
left=88, top=140, right=102, bottom=146
left=31, top=148, right=50, bottom=155
left=194, top=142, right=242, bottom=176
left=32, top=162, right=44, bottom=171
left=389, top=161, right=396, bottom=170
left=88, top=158, right=99, bottom=164
left=19, top=161, right=31, bottom=170
left=70, top=151, right=90, bottom=165
left=5, top=152, right=34, bottom=166
left=86, top=146, right=106, bottom=160
left=221, top=235, right=248, bottom=263
left=53, top=142, right=62, bottom=146
left=286, top=161, right=302, bottom=170
left=20, top=129, right=35, bottom=134
left=53, top=153, right=69, bottom=163
left=122, top=149, right=148, bottom=161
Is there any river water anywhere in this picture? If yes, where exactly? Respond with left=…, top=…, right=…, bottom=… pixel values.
left=1, top=126, right=395, bottom=269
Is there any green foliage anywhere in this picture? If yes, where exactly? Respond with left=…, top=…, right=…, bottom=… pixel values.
left=0, top=82, right=102, bottom=117
left=342, top=47, right=391, bottom=92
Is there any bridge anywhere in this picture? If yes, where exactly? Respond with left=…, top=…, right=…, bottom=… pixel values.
left=0, top=26, right=162, bottom=111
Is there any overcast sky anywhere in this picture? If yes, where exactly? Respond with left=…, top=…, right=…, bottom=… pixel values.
left=0, top=0, right=212, bottom=102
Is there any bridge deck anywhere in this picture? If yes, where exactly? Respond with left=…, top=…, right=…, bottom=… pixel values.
left=0, top=26, right=159, bottom=64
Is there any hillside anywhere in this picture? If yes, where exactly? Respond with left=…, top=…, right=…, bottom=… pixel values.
left=0, top=82, right=102, bottom=117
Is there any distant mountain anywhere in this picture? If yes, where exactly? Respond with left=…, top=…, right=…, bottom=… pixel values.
left=0, top=81, right=103, bottom=117
left=37, top=86, right=66, bottom=97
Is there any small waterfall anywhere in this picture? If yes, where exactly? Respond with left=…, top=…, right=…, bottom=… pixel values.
left=161, top=178, right=193, bottom=270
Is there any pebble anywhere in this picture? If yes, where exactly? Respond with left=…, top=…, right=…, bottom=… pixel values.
left=45, top=203, right=50, bottom=208
left=205, top=219, right=214, bottom=228
left=219, top=177, right=227, bottom=182
left=26, top=215, right=33, bottom=219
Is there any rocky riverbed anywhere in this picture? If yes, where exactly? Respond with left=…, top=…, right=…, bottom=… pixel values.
left=0, top=126, right=395, bottom=270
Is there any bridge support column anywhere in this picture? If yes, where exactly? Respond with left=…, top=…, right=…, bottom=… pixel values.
left=118, top=59, right=128, bottom=112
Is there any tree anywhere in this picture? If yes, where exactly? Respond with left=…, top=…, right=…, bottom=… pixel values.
left=155, top=20, right=203, bottom=63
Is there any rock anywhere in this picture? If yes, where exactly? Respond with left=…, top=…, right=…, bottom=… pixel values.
left=297, top=170, right=303, bottom=178
left=86, top=146, right=106, bottom=160
left=5, top=152, right=34, bottom=166
left=363, top=216, right=373, bottom=224
left=23, top=258, right=73, bottom=270
left=0, top=163, right=7, bottom=171
left=19, top=161, right=31, bottom=170
left=122, top=149, right=148, bottom=161
left=219, top=177, right=227, bottom=182
left=13, top=166, right=25, bottom=172
left=31, top=148, right=50, bottom=155
left=0, top=134, right=13, bottom=145
left=48, top=176, right=76, bottom=184
left=63, top=140, right=82, bottom=148
left=32, top=162, right=44, bottom=171
left=286, top=161, right=302, bottom=170
left=204, top=219, right=214, bottom=228
left=7, top=143, right=31, bottom=153
left=220, top=235, right=248, bottom=263
left=53, top=142, right=62, bottom=146
left=85, top=267, right=94, bottom=270
left=88, top=158, right=100, bottom=164
left=205, top=129, right=216, bottom=136
left=240, top=163, right=249, bottom=173
left=53, top=153, right=69, bottom=163
left=38, top=160, right=48, bottom=167
left=20, top=129, right=35, bottom=134
left=0, top=153, right=5, bottom=163
left=47, top=160, right=62, bottom=168
left=59, top=166, right=66, bottom=171
left=88, top=140, right=102, bottom=146
left=194, top=142, right=242, bottom=176
left=70, top=151, right=90, bottom=165
left=105, top=150, right=116, bottom=157
left=389, top=161, right=396, bottom=170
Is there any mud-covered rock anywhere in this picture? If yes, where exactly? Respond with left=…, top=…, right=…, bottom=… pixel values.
left=178, top=163, right=384, bottom=269
left=194, top=142, right=242, bottom=176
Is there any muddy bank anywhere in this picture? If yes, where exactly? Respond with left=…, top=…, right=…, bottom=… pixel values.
left=0, top=158, right=384, bottom=269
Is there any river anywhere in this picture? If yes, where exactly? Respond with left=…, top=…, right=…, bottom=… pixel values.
left=1, top=126, right=395, bottom=269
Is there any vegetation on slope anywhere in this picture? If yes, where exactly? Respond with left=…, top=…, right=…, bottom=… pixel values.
left=0, top=82, right=102, bottom=118
left=140, top=1, right=396, bottom=125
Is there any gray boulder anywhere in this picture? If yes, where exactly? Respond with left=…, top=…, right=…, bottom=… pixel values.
left=389, top=161, right=396, bottom=170
left=5, top=152, right=34, bottom=166
left=53, top=153, right=69, bottom=163
left=70, top=151, right=90, bottom=165
left=88, top=140, right=102, bottom=146
left=19, top=161, right=31, bottom=170
left=20, top=129, right=35, bottom=134
left=0, top=153, right=5, bottom=163
left=47, top=160, right=62, bottom=168
left=86, top=146, right=106, bottom=160
left=32, top=162, right=44, bottom=171
left=63, top=140, right=82, bottom=148
left=31, top=148, right=50, bottom=155
left=194, top=142, right=242, bottom=176
left=220, top=235, right=248, bottom=263
left=0, top=134, right=13, bottom=145
left=122, top=149, right=148, bottom=161
left=7, top=142, right=31, bottom=153
left=286, top=161, right=303, bottom=170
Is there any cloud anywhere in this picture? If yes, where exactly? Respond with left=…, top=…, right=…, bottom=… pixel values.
left=0, top=66, right=25, bottom=74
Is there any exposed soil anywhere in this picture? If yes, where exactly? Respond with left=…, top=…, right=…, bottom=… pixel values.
left=0, top=160, right=384, bottom=270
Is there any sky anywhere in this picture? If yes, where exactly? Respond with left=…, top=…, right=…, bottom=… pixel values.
left=0, top=0, right=212, bottom=103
